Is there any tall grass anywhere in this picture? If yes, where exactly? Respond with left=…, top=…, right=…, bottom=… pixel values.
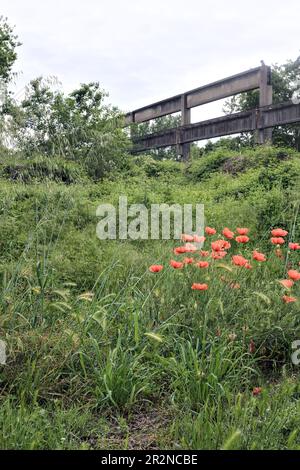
left=0, top=146, right=299, bottom=449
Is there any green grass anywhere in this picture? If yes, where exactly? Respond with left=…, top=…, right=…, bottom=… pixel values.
left=0, top=146, right=300, bottom=449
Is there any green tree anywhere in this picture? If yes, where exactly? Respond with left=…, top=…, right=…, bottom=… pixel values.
left=0, top=16, right=20, bottom=83
left=0, top=17, right=21, bottom=146
left=7, top=77, right=130, bottom=178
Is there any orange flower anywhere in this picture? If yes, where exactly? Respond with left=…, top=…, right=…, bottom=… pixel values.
left=197, top=261, right=210, bottom=269
left=211, top=240, right=231, bottom=252
left=232, top=255, right=248, bottom=267
left=223, top=227, right=235, bottom=239
left=237, top=228, right=249, bottom=235
left=253, top=250, right=267, bottom=262
left=289, top=243, right=300, bottom=251
left=174, top=246, right=187, bottom=255
left=211, top=241, right=222, bottom=252
left=222, top=241, right=232, bottom=250
left=170, top=260, right=184, bottom=269
left=205, top=227, right=216, bottom=236
left=272, top=228, right=288, bottom=237
left=236, top=235, right=250, bottom=244
left=149, top=265, right=163, bottom=273
left=279, top=279, right=294, bottom=288
left=181, top=234, right=194, bottom=242
left=191, top=283, right=208, bottom=291
left=183, top=257, right=194, bottom=265
left=193, top=235, right=206, bottom=243
left=271, top=237, right=285, bottom=245
left=200, top=250, right=210, bottom=258
left=282, top=295, right=297, bottom=304
left=212, top=251, right=227, bottom=260
left=288, top=270, right=300, bottom=281
left=252, top=387, right=262, bottom=397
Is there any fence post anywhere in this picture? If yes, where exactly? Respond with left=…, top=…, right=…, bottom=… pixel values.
left=256, top=63, right=273, bottom=144
left=180, top=94, right=191, bottom=161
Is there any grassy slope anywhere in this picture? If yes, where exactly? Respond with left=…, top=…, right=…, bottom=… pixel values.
left=0, top=147, right=300, bottom=449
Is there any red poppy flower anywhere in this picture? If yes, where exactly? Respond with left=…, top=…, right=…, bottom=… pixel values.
left=197, top=261, right=210, bottom=269
left=191, top=283, right=208, bottom=291
left=253, top=251, right=267, bottom=262
left=252, top=387, right=262, bottom=397
left=200, top=250, right=210, bottom=258
left=183, top=257, right=194, bottom=265
left=181, top=234, right=194, bottom=242
left=205, top=227, right=216, bottom=235
left=289, top=243, right=300, bottom=251
left=223, top=228, right=235, bottom=239
left=222, top=241, right=231, bottom=250
left=211, top=240, right=231, bottom=252
left=282, top=295, right=297, bottom=304
left=211, top=241, right=222, bottom=252
left=271, top=228, right=288, bottom=237
left=170, top=260, right=184, bottom=269
left=149, top=265, right=163, bottom=273
left=288, top=270, right=300, bottom=281
left=236, top=235, right=250, bottom=244
left=271, top=237, right=285, bottom=245
left=174, top=246, right=187, bottom=255
left=232, top=255, right=248, bottom=267
left=237, top=228, right=249, bottom=235
left=244, top=263, right=253, bottom=270
left=212, top=251, right=227, bottom=260
left=279, top=279, right=294, bottom=289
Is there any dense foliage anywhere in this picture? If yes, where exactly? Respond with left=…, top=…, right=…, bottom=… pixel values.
left=0, top=146, right=300, bottom=449
left=0, top=16, right=20, bottom=84
left=5, top=79, right=130, bottom=179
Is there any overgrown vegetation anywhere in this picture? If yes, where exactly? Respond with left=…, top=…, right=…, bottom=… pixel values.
left=0, top=146, right=300, bottom=450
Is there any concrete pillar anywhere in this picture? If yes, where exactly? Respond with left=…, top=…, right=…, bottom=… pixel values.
left=256, top=63, right=273, bottom=144
left=180, top=94, right=191, bottom=161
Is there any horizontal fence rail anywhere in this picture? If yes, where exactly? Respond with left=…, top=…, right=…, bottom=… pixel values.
left=125, top=63, right=300, bottom=158
left=125, top=66, right=265, bottom=125
left=131, top=101, right=300, bottom=153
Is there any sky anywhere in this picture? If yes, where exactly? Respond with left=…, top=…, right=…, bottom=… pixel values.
left=2, top=0, right=300, bottom=122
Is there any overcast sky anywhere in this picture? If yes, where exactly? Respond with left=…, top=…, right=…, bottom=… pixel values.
left=2, top=0, right=300, bottom=121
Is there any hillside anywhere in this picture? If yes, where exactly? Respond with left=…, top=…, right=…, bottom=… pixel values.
left=0, top=146, right=300, bottom=449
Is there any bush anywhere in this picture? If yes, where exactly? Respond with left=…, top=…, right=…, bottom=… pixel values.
left=0, top=155, right=88, bottom=184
